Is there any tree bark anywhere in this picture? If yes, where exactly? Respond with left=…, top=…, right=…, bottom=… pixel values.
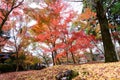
left=89, top=49, right=94, bottom=61
left=95, top=1, right=118, bottom=62
left=54, top=50, right=61, bottom=65
left=43, top=56, right=49, bottom=67
left=16, top=51, right=19, bottom=71
left=71, top=52, right=76, bottom=64
left=66, top=52, right=69, bottom=64
left=52, top=52, right=55, bottom=65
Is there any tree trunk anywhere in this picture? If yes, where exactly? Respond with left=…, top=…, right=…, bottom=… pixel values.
left=66, top=52, right=69, bottom=64
left=52, top=52, right=55, bottom=65
left=43, top=56, right=49, bottom=67
left=89, top=49, right=94, bottom=61
left=54, top=50, right=61, bottom=65
left=57, top=58, right=61, bottom=65
left=16, top=52, right=19, bottom=71
left=71, top=52, right=76, bottom=64
left=95, top=1, right=118, bottom=62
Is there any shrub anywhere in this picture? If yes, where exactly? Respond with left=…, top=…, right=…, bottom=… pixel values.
left=0, top=64, right=16, bottom=73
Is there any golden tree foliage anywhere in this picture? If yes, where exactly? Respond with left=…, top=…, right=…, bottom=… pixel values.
left=73, top=8, right=102, bottom=40
left=79, top=8, right=96, bottom=20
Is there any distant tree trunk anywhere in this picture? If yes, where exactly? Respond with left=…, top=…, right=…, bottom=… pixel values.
left=89, top=49, right=94, bottom=61
left=54, top=50, right=61, bottom=65
left=16, top=51, right=19, bottom=71
left=111, top=29, right=120, bottom=46
left=52, top=52, right=55, bottom=65
left=66, top=52, right=69, bottom=64
left=95, top=1, right=118, bottom=62
left=43, top=56, right=49, bottom=67
left=51, top=51, right=61, bottom=65
left=57, top=58, right=61, bottom=65
left=71, top=52, right=76, bottom=64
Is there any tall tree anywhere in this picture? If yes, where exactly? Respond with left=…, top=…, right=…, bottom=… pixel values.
left=94, top=0, right=118, bottom=62
left=0, top=0, right=24, bottom=51
left=2, top=11, right=33, bottom=71
left=55, top=30, right=95, bottom=64
left=25, top=0, right=75, bottom=65
left=69, top=0, right=118, bottom=62
left=0, top=0, right=24, bottom=33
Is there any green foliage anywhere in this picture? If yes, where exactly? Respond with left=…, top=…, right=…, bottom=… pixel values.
left=71, top=70, right=79, bottom=79
left=32, top=56, right=41, bottom=65
left=4, top=58, right=14, bottom=64
left=0, top=64, right=16, bottom=73
left=4, top=53, right=16, bottom=64
left=111, top=2, right=120, bottom=15
left=116, top=25, right=120, bottom=31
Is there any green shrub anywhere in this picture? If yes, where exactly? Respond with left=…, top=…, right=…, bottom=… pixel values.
left=0, top=64, right=16, bottom=73
left=72, top=70, right=79, bottom=78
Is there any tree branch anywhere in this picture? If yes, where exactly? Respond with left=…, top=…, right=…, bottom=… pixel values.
left=108, top=0, right=117, bottom=9
left=0, top=16, right=3, bottom=20
left=13, top=0, right=24, bottom=9
left=0, top=0, right=24, bottom=32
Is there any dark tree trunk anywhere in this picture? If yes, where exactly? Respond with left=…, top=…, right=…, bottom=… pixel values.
left=95, top=1, right=118, bottom=62
left=16, top=52, right=19, bottom=71
left=66, top=52, right=69, bottom=64
left=89, top=49, right=94, bottom=61
left=51, top=51, right=61, bottom=65
left=54, top=50, right=61, bottom=65
left=57, top=58, right=61, bottom=65
left=52, top=52, right=55, bottom=65
left=43, top=56, right=49, bottom=67
left=71, top=52, right=76, bottom=64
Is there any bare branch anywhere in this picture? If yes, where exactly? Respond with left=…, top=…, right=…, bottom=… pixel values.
left=13, top=0, right=24, bottom=9
left=0, top=0, right=24, bottom=32
left=107, top=0, right=117, bottom=9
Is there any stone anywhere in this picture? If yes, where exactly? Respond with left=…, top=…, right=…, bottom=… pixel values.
left=56, top=70, right=79, bottom=80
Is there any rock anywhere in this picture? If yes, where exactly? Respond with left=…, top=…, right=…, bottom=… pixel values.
left=56, top=70, right=79, bottom=80
left=61, top=77, right=68, bottom=80
left=64, top=70, right=72, bottom=77
left=56, top=72, right=64, bottom=80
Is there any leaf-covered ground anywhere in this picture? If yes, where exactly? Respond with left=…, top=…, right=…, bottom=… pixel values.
left=0, top=62, right=120, bottom=80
